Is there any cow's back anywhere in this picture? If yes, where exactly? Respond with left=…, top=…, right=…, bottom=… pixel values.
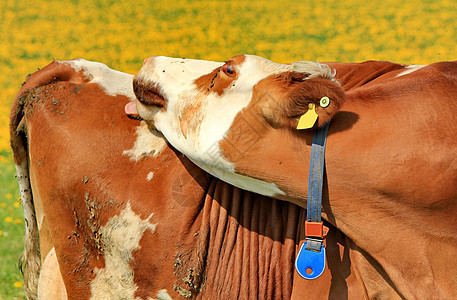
left=10, top=60, right=194, bottom=298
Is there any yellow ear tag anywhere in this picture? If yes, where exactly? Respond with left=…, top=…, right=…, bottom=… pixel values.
left=297, top=103, right=318, bottom=130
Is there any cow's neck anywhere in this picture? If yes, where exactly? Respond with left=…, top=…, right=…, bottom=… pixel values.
left=322, top=96, right=457, bottom=299
left=226, top=92, right=457, bottom=298
left=173, top=177, right=302, bottom=299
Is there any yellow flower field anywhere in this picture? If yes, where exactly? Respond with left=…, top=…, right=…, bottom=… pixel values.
left=1, top=0, right=457, bottom=155
left=1, top=0, right=456, bottom=297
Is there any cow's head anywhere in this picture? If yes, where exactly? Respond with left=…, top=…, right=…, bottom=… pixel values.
left=130, top=55, right=345, bottom=203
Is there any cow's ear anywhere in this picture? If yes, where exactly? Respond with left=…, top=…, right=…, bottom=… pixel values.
left=283, top=76, right=346, bottom=130
left=256, top=71, right=345, bottom=129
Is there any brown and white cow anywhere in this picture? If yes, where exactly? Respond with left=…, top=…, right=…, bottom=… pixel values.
left=9, top=59, right=394, bottom=299
left=130, top=55, right=457, bottom=299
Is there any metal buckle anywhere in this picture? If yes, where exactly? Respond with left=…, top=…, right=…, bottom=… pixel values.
left=305, top=238, right=324, bottom=252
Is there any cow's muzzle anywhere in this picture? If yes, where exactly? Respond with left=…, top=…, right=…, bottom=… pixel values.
left=133, top=77, right=167, bottom=109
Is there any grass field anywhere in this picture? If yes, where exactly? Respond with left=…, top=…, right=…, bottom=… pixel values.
left=1, top=0, right=457, bottom=298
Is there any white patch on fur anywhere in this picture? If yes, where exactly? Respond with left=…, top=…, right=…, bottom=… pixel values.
left=65, top=59, right=135, bottom=100
left=191, top=159, right=285, bottom=197
left=135, top=57, right=223, bottom=150
left=156, top=289, right=173, bottom=300
left=196, top=56, right=283, bottom=156
left=396, top=64, right=426, bottom=77
left=123, top=121, right=167, bottom=161
left=146, top=172, right=154, bottom=181
left=90, top=202, right=156, bottom=300
left=140, top=55, right=292, bottom=173
left=136, top=57, right=224, bottom=103
left=38, top=248, right=67, bottom=300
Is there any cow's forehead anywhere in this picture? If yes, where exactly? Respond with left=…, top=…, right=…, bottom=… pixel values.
left=217, top=55, right=294, bottom=86
left=241, top=55, right=293, bottom=74
left=224, top=55, right=291, bottom=91
left=149, top=55, right=295, bottom=84
left=142, top=56, right=224, bottom=81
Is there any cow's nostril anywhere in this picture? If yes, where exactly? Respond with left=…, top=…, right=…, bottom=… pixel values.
left=133, top=78, right=167, bottom=109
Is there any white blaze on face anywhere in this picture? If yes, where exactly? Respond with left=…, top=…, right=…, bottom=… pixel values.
left=135, top=55, right=290, bottom=197
left=136, top=56, right=291, bottom=169
left=135, top=57, right=224, bottom=158
left=197, top=56, right=291, bottom=159
left=66, top=59, right=136, bottom=100
left=90, top=202, right=156, bottom=299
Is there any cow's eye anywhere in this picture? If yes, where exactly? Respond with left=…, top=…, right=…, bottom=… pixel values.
left=222, top=64, right=235, bottom=76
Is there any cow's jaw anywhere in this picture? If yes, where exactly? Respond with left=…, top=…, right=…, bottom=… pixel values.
left=134, top=55, right=291, bottom=197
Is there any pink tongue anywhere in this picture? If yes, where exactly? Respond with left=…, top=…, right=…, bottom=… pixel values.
left=125, top=101, right=139, bottom=116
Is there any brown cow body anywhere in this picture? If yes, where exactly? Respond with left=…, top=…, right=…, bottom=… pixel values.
left=9, top=60, right=388, bottom=299
left=132, top=55, right=457, bottom=299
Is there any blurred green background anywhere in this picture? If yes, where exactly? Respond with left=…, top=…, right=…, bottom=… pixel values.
left=1, top=0, right=456, bottom=298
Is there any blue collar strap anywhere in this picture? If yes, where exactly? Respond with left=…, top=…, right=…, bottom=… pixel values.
left=295, top=121, right=330, bottom=280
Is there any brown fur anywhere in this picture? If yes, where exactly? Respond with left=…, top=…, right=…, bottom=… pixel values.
left=10, top=61, right=92, bottom=300
left=218, top=60, right=457, bottom=298
left=11, top=60, right=386, bottom=299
